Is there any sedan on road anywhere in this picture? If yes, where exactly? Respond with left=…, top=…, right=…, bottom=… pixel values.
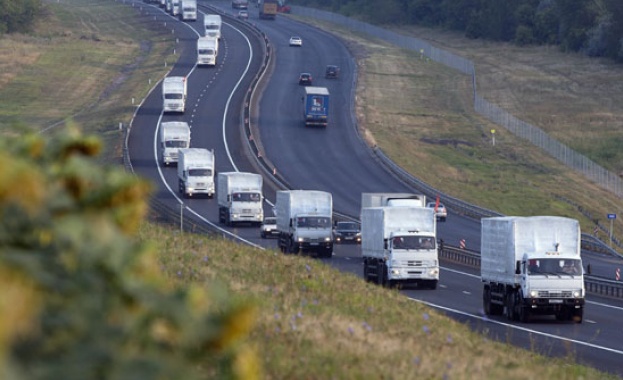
left=289, top=36, right=302, bottom=47
left=332, top=221, right=361, bottom=244
left=298, top=72, right=312, bottom=86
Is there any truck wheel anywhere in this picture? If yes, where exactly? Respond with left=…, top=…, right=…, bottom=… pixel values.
left=518, top=305, right=530, bottom=323
left=323, top=247, right=333, bottom=258
left=288, top=239, right=298, bottom=254
left=363, top=262, right=370, bottom=282
left=427, top=280, right=438, bottom=290
left=573, top=308, right=583, bottom=324
left=377, top=265, right=387, bottom=287
left=483, top=287, right=491, bottom=315
left=506, top=292, right=519, bottom=321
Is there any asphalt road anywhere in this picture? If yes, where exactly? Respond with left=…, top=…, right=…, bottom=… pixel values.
left=127, top=1, right=623, bottom=376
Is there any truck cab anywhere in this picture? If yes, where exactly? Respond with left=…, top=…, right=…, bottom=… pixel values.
left=204, top=14, right=222, bottom=39
left=177, top=148, right=215, bottom=198
left=159, top=121, right=190, bottom=165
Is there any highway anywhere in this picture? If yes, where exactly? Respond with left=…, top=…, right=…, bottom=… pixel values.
left=127, top=1, right=623, bottom=376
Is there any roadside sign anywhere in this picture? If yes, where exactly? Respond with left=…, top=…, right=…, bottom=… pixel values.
left=607, top=214, right=617, bottom=220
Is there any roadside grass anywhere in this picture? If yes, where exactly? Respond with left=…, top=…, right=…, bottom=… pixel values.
left=293, top=16, right=623, bottom=246
left=1, top=1, right=620, bottom=378
left=0, top=0, right=177, bottom=162
left=144, top=223, right=615, bottom=379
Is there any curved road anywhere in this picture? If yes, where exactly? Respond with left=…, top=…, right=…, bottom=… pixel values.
left=127, top=1, right=623, bottom=377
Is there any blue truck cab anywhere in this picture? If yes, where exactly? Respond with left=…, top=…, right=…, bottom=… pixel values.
left=303, top=86, right=330, bottom=127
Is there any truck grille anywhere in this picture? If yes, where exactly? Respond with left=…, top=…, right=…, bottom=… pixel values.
left=537, top=290, right=573, bottom=298
left=404, top=261, right=423, bottom=267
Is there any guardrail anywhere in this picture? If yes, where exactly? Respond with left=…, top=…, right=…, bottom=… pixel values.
left=440, top=246, right=623, bottom=299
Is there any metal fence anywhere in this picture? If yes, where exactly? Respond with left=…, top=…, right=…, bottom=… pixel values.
left=292, top=6, right=623, bottom=200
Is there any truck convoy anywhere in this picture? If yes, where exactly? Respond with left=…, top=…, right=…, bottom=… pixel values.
left=275, top=190, right=333, bottom=258
left=162, top=76, right=187, bottom=114
left=217, top=172, right=264, bottom=226
left=303, top=87, right=330, bottom=127
left=177, top=148, right=215, bottom=198
left=258, top=0, right=278, bottom=19
left=361, top=192, right=427, bottom=210
left=203, top=14, right=222, bottom=39
left=197, top=36, right=218, bottom=66
left=481, top=216, right=585, bottom=323
left=179, top=0, right=197, bottom=21
left=159, top=121, right=191, bottom=166
left=361, top=206, right=439, bottom=289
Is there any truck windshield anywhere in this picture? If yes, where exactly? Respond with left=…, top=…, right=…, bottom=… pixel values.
left=232, top=192, right=261, bottom=202
left=165, top=140, right=188, bottom=148
left=527, top=258, right=582, bottom=276
left=296, top=217, right=330, bottom=228
left=164, top=93, right=183, bottom=100
left=188, top=169, right=211, bottom=177
left=206, top=25, right=219, bottom=30
left=198, top=49, right=215, bottom=55
left=392, top=236, right=435, bottom=250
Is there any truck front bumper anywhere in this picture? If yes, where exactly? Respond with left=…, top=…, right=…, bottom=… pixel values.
left=388, top=266, right=439, bottom=281
left=523, top=297, right=585, bottom=308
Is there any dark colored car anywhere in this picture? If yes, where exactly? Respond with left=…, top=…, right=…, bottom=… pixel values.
left=325, top=65, right=340, bottom=79
left=298, top=72, right=312, bottom=85
left=332, top=221, right=361, bottom=244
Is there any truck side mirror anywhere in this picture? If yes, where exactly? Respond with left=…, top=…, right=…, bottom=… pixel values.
left=289, top=219, right=293, bottom=227
left=384, top=239, right=388, bottom=250
left=515, top=261, right=521, bottom=275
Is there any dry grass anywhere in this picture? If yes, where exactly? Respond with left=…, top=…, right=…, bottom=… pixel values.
left=0, top=0, right=177, bottom=163
left=144, top=223, right=615, bottom=379
left=0, top=1, right=620, bottom=377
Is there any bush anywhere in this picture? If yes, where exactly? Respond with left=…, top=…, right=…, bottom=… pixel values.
left=0, top=125, right=260, bottom=380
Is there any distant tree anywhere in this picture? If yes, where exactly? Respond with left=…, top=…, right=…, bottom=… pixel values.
left=534, top=0, right=559, bottom=44
left=556, top=0, right=598, bottom=52
left=0, top=125, right=260, bottom=380
left=0, top=0, right=42, bottom=34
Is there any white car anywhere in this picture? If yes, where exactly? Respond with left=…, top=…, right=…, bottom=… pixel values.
left=289, top=36, right=302, bottom=47
left=260, top=217, right=279, bottom=238
left=427, top=202, right=447, bottom=222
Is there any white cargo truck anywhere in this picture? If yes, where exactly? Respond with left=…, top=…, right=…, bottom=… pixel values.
left=165, top=0, right=172, bottom=12
left=203, top=14, right=222, bottom=39
left=179, top=0, right=197, bottom=20
left=159, top=121, right=191, bottom=166
left=481, top=216, right=585, bottom=323
left=162, top=76, right=187, bottom=114
left=361, top=207, right=439, bottom=289
left=217, top=172, right=264, bottom=226
left=361, top=192, right=427, bottom=210
left=177, top=148, right=215, bottom=198
left=171, top=0, right=180, bottom=15
left=196, top=36, right=218, bottom=66
left=275, top=190, right=333, bottom=258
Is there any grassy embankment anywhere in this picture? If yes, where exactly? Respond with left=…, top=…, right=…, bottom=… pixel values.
left=0, top=0, right=619, bottom=378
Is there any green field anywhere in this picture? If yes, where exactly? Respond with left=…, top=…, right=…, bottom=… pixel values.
left=0, top=0, right=620, bottom=378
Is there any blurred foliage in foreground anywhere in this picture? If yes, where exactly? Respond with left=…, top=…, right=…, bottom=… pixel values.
left=0, top=125, right=260, bottom=380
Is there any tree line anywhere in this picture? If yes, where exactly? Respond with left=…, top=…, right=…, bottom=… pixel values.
left=295, top=0, right=623, bottom=62
left=0, top=0, right=41, bottom=34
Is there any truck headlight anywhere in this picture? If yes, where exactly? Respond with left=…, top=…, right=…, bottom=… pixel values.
left=391, top=269, right=400, bottom=275
left=297, top=237, right=305, bottom=243
left=324, top=237, right=332, bottom=242
left=529, top=290, right=538, bottom=298
left=573, top=290, right=582, bottom=298
left=429, top=268, right=439, bottom=276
